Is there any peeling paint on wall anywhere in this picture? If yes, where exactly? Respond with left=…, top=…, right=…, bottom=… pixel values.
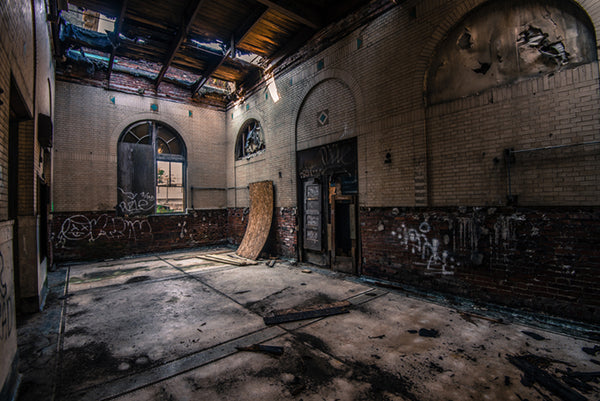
left=428, top=0, right=597, bottom=104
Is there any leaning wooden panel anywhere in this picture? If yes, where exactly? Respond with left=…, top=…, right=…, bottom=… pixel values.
left=236, top=181, right=273, bottom=260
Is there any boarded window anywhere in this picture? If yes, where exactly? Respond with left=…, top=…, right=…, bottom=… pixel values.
left=118, top=121, right=186, bottom=215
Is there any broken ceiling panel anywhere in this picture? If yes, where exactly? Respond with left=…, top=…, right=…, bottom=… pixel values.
left=59, top=18, right=113, bottom=52
left=56, top=0, right=376, bottom=107
left=427, top=0, right=597, bottom=104
left=164, top=66, right=202, bottom=87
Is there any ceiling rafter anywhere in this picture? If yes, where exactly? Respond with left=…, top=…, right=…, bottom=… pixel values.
left=57, top=0, right=377, bottom=107
left=107, top=0, right=129, bottom=88
left=155, top=0, right=209, bottom=88
left=192, top=7, right=269, bottom=95
left=253, top=0, right=321, bottom=29
left=264, top=25, right=314, bottom=74
left=192, top=41, right=233, bottom=94
left=234, top=5, right=269, bottom=45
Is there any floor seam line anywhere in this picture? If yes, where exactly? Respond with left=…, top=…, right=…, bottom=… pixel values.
left=53, top=266, right=71, bottom=401
left=69, top=326, right=286, bottom=401
left=156, top=255, right=266, bottom=319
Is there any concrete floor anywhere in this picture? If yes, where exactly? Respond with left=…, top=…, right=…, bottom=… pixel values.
left=16, top=247, right=600, bottom=401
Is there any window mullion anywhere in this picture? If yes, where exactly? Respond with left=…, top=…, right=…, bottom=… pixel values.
left=152, top=122, right=158, bottom=213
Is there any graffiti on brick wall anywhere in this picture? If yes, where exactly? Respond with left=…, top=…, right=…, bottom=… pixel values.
left=55, top=214, right=152, bottom=247
left=0, top=252, right=13, bottom=341
left=118, top=188, right=155, bottom=215
left=392, top=222, right=457, bottom=275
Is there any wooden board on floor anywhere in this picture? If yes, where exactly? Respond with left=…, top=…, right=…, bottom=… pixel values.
left=263, top=301, right=352, bottom=325
left=196, top=253, right=258, bottom=266
left=236, top=181, right=273, bottom=260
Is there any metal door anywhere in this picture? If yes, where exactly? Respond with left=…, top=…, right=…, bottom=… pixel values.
left=303, top=179, right=322, bottom=251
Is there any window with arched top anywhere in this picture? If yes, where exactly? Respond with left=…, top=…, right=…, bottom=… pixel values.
left=235, top=119, right=265, bottom=160
left=118, top=121, right=186, bottom=215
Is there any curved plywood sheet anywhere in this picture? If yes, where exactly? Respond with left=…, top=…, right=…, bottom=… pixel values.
left=236, top=181, right=273, bottom=260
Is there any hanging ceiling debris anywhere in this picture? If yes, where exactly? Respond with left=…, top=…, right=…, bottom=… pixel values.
left=51, top=0, right=385, bottom=108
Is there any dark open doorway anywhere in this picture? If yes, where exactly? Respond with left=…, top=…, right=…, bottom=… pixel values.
left=297, top=138, right=359, bottom=274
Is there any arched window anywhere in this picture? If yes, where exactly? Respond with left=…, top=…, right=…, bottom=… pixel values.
left=235, top=119, right=264, bottom=160
left=118, top=121, right=186, bottom=215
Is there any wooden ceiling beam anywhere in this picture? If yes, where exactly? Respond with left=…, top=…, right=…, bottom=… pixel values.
left=47, top=0, right=65, bottom=59
left=156, top=0, right=208, bottom=88
left=107, top=0, right=129, bottom=88
left=191, top=45, right=232, bottom=94
left=252, top=0, right=321, bottom=29
left=234, top=5, right=268, bottom=45
left=264, top=25, right=314, bottom=73
left=192, top=6, right=269, bottom=96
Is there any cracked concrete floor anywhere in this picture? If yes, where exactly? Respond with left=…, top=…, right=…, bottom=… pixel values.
left=16, top=247, right=600, bottom=401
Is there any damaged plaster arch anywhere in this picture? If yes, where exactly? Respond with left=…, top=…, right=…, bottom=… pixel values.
left=417, top=0, right=599, bottom=107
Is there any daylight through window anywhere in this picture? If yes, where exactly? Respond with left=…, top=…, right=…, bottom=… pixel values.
left=118, top=121, right=186, bottom=215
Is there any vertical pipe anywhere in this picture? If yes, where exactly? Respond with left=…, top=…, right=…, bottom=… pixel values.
left=504, top=148, right=512, bottom=204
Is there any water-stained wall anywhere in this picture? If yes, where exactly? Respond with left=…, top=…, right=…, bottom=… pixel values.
left=361, top=206, right=600, bottom=323
left=427, top=0, right=597, bottom=104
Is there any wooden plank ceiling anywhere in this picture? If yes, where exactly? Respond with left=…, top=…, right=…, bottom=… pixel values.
left=56, top=0, right=373, bottom=107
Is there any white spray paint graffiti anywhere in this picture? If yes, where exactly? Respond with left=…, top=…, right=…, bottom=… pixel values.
left=56, top=214, right=152, bottom=247
left=178, top=221, right=187, bottom=239
left=118, top=188, right=155, bottom=215
left=394, top=222, right=456, bottom=275
left=0, top=252, right=14, bottom=341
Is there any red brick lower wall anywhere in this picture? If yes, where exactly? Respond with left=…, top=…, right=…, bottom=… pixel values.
left=360, top=207, right=600, bottom=324
left=227, top=207, right=297, bottom=259
left=268, top=207, right=298, bottom=259
left=51, top=210, right=228, bottom=262
left=227, top=208, right=248, bottom=246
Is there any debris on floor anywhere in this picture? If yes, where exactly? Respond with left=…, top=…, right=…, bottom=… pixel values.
left=417, top=328, right=440, bottom=338
left=197, top=252, right=258, bottom=266
left=235, top=344, right=284, bottom=356
left=15, top=248, right=600, bottom=401
left=582, top=346, right=600, bottom=356
left=264, top=301, right=351, bottom=325
left=507, top=354, right=588, bottom=401
left=522, top=330, right=546, bottom=341
left=460, top=311, right=504, bottom=324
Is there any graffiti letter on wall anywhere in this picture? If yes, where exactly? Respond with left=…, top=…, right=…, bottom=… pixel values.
left=0, top=252, right=13, bottom=341
left=118, top=188, right=155, bottom=215
left=395, top=222, right=456, bottom=275
left=56, top=214, right=153, bottom=247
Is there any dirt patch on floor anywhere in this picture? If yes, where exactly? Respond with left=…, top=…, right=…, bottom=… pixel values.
left=59, top=341, right=158, bottom=399
left=178, top=334, right=418, bottom=400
